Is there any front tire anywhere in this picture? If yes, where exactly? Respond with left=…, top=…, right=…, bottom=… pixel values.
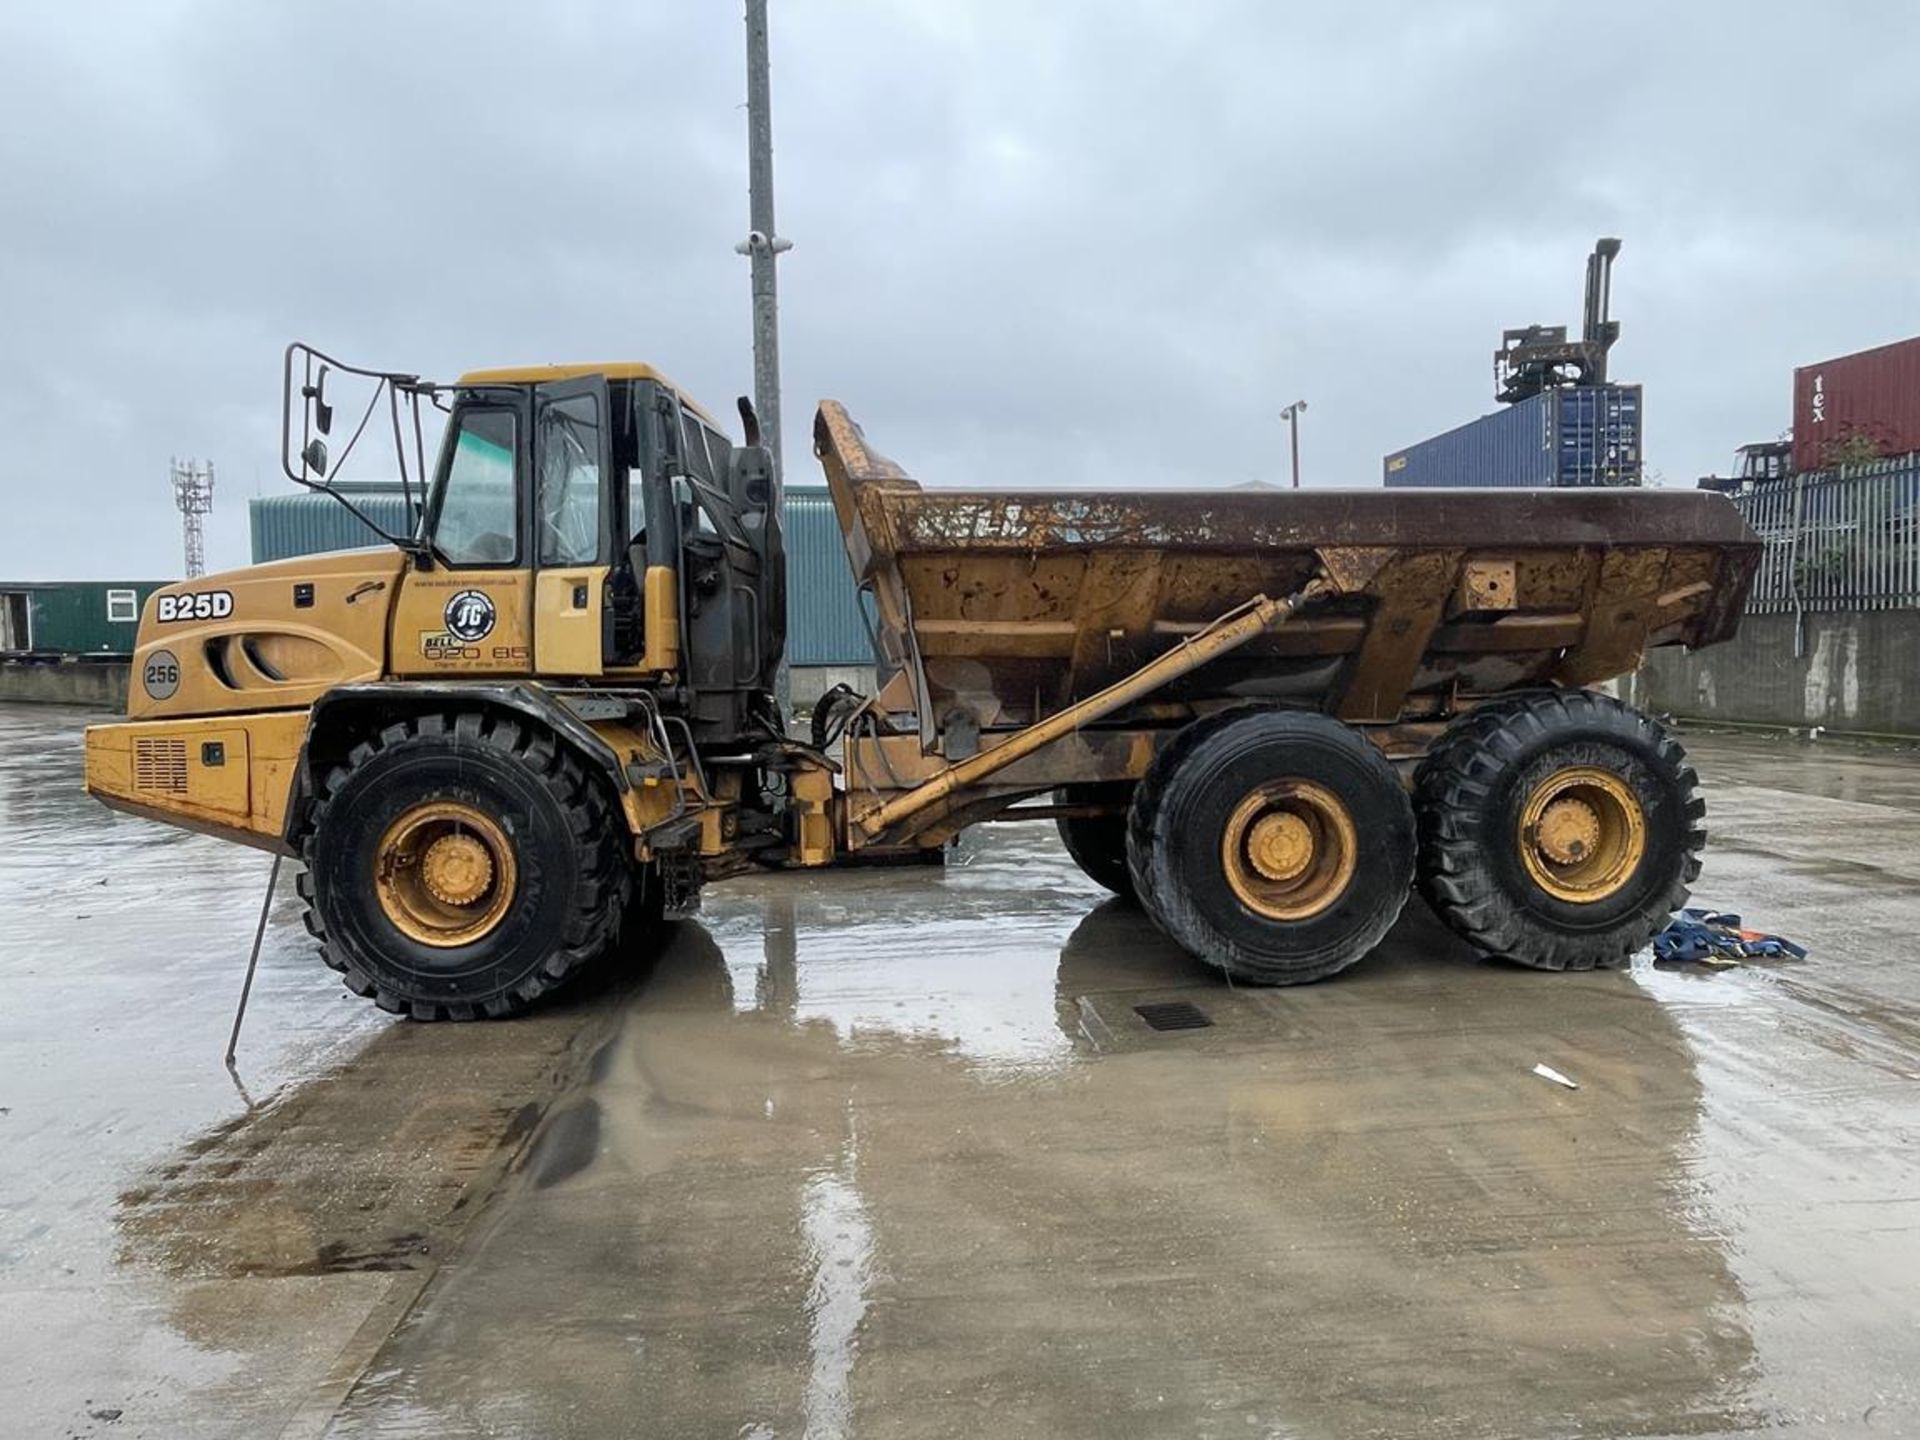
left=296, top=711, right=630, bottom=1020
left=1413, top=689, right=1703, bottom=971
left=1127, top=709, right=1415, bottom=985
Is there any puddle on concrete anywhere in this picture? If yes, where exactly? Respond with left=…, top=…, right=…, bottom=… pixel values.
left=697, top=847, right=1101, bottom=1077
left=798, top=1126, right=874, bottom=1440
left=322, top=822, right=1776, bottom=1439
left=323, top=740, right=1920, bottom=1437
left=0, top=705, right=397, bottom=1436
left=0, top=704, right=647, bottom=1436
left=9, top=711, right=1920, bottom=1437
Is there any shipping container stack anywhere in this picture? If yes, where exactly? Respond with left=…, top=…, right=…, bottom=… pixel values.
left=1385, top=238, right=1641, bottom=489
left=1384, top=384, right=1643, bottom=489
left=1695, top=334, right=1920, bottom=495
left=1792, top=335, right=1920, bottom=475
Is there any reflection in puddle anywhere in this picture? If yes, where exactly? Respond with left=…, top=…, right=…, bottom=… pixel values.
left=798, top=1122, right=874, bottom=1440
left=701, top=831, right=1119, bottom=1076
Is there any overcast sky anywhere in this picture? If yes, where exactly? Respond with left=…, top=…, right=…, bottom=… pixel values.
left=2, top=0, right=1917, bottom=580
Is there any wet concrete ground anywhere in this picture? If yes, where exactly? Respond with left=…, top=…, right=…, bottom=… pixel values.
left=3, top=704, right=1918, bottom=1438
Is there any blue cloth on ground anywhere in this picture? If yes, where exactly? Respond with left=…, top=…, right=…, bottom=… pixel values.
left=1652, top=908, right=1808, bottom=964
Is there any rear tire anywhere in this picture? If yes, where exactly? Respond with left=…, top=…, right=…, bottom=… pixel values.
left=1414, top=689, right=1703, bottom=971
left=297, top=711, right=630, bottom=1020
left=1054, top=784, right=1135, bottom=899
left=1127, top=709, right=1415, bottom=985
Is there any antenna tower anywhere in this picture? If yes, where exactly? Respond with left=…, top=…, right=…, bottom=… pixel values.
left=171, top=458, right=215, bottom=578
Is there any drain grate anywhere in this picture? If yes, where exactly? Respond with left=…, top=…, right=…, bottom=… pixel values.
left=1133, top=1001, right=1213, bottom=1032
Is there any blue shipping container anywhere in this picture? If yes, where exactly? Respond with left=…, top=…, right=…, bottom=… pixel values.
left=1384, top=384, right=1643, bottom=488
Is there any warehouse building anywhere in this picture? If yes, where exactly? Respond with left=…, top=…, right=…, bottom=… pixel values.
left=248, top=485, right=878, bottom=704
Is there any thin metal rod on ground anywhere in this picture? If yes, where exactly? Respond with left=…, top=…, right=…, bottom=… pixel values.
left=225, top=853, right=283, bottom=1067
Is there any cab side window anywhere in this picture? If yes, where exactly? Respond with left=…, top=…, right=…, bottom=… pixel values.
left=434, top=409, right=519, bottom=566
left=537, top=394, right=602, bottom=565
left=677, top=409, right=720, bottom=536
left=701, top=423, right=731, bottom=483
left=679, top=411, right=716, bottom=485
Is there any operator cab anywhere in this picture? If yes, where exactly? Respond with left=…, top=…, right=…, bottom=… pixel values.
left=283, top=347, right=785, bottom=742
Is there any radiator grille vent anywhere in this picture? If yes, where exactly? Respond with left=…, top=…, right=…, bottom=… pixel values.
left=133, top=738, right=189, bottom=793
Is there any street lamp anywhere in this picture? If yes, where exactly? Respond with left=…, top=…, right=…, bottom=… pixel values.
left=1281, top=400, right=1307, bottom=489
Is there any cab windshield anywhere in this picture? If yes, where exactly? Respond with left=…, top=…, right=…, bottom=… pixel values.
left=433, top=408, right=519, bottom=565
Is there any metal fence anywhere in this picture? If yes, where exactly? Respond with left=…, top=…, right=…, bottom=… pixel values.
left=1733, top=456, right=1920, bottom=613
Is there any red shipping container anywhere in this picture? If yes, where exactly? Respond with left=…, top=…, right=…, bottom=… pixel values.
left=1793, top=335, right=1920, bottom=474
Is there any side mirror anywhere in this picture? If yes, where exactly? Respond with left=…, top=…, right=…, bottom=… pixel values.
left=730, top=444, right=774, bottom=516
left=302, top=438, right=330, bottom=478
left=736, top=395, right=763, bottom=448
left=304, top=364, right=334, bottom=436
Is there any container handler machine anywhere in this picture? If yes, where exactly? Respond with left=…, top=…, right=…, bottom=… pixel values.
left=85, top=346, right=1762, bottom=1019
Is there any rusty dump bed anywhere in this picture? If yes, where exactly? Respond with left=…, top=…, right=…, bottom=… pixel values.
left=814, top=402, right=1762, bottom=731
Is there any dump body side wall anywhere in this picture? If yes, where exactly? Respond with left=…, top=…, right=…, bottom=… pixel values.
left=814, top=400, right=1759, bottom=741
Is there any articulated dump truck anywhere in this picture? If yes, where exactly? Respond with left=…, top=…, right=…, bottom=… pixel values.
left=85, top=348, right=1762, bottom=1019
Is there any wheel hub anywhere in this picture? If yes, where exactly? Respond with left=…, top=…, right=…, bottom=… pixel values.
left=421, top=833, right=494, bottom=907
left=1517, top=767, right=1647, bottom=904
left=374, top=801, right=518, bottom=948
left=1246, top=811, right=1315, bottom=882
left=1534, top=796, right=1602, bottom=865
left=1221, top=780, right=1358, bottom=922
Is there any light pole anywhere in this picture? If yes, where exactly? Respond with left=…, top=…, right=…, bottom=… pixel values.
left=737, top=0, right=791, bottom=485
left=737, top=0, right=793, bottom=710
left=1281, top=400, right=1307, bottom=488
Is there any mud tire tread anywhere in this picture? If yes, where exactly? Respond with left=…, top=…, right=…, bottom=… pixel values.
left=1413, top=688, right=1703, bottom=972
left=1126, top=707, right=1415, bottom=985
left=296, top=710, right=629, bottom=1020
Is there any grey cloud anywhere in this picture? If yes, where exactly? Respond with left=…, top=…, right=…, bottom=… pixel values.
left=2, top=0, right=1917, bottom=577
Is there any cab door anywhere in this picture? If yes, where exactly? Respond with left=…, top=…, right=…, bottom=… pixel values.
left=529, top=376, right=612, bottom=677
left=389, top=399, right=536, bottom=677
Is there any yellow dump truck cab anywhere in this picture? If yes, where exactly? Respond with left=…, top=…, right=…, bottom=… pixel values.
left=87, top=349, right=808, bottom=1017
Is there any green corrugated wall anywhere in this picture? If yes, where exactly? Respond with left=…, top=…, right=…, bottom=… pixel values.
left=249, top=492, right=420, bottom=563
left=0, top=581, right=169, bottom=655
left=782, top=488, right=876, bottom=665
left=248, top=486, right=876, bottom=666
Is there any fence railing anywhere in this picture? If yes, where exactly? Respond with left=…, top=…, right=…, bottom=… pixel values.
left=1732, top=456, right=1920, bottom=614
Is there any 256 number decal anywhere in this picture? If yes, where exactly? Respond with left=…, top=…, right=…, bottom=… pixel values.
left=155, top=590, right=234, bottom=622
left=142, top=649, right=181, bottom=701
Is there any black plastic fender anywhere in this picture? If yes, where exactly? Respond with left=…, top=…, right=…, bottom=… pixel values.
left=285, top=681, right=630, bottom=848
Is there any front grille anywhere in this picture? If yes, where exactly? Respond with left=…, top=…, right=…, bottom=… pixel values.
left=1133, top=1001, right=1213, bottom=1032
left=133, top=738, right=189, bottom=793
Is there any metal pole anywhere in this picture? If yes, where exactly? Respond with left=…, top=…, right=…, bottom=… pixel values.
left=224, top=853, right=282, bottom=1068
left=739, top=0, right=792, bottom=710
left=1281, top=401, right=1306, bottom=488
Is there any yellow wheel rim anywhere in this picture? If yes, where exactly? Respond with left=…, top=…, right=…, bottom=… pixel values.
left=374, top=801, right=518, bottom=948
left=1517, top=767, right=1646, bottom=903
left=1221, top=780, right=1358, bottom=921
